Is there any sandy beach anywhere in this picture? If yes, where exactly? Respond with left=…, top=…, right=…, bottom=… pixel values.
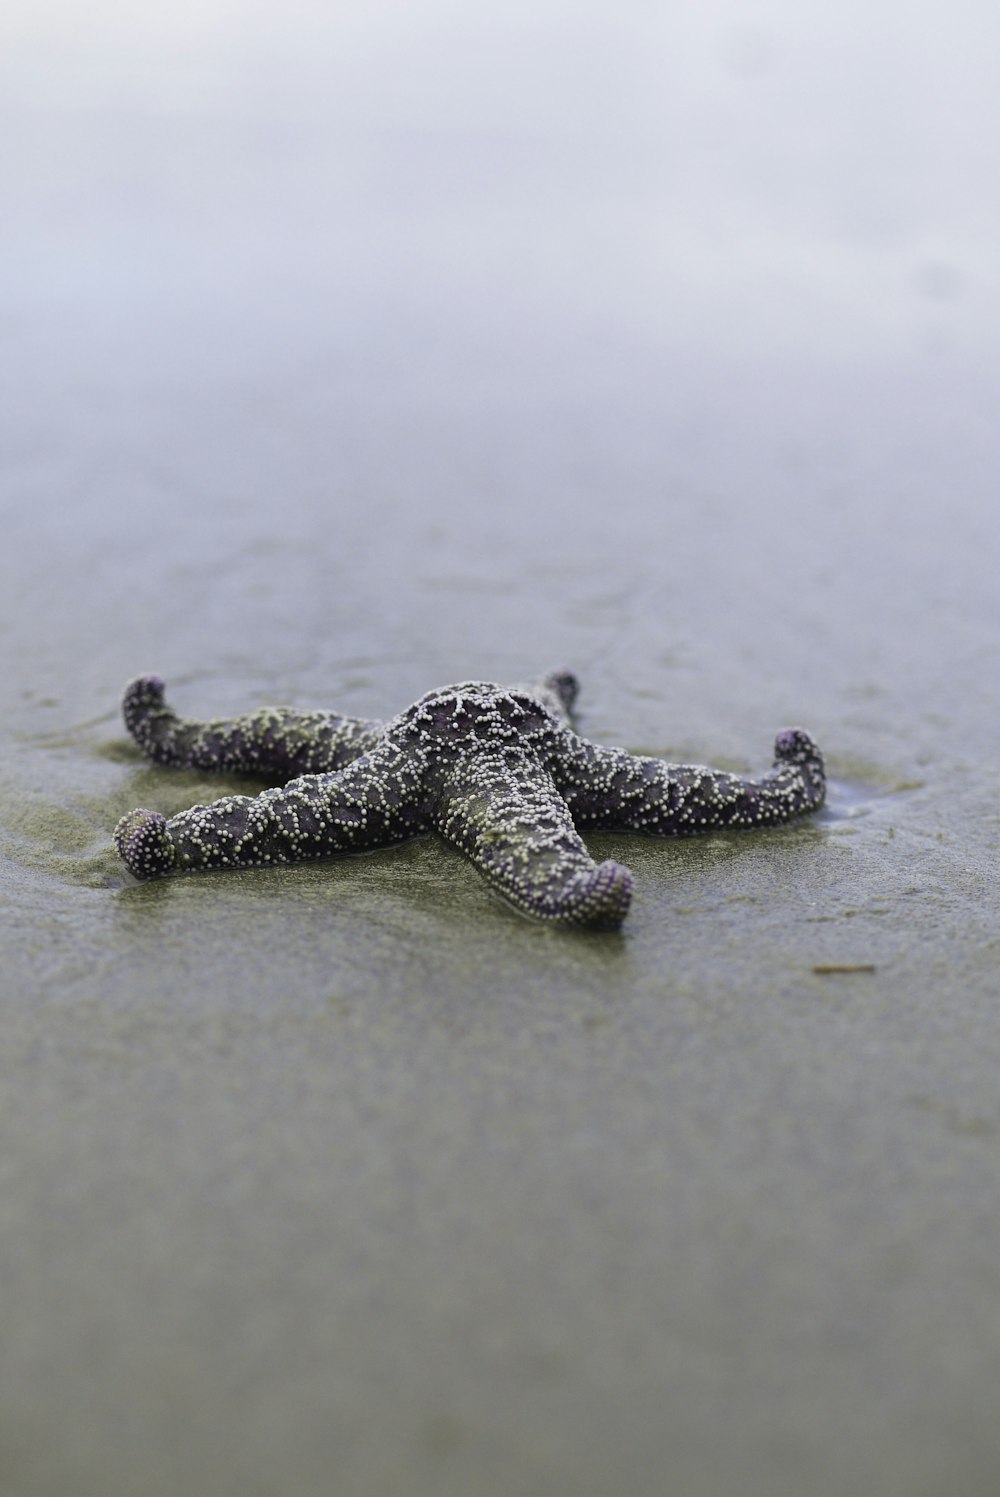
left=2, top=4, right=999, bottom=1494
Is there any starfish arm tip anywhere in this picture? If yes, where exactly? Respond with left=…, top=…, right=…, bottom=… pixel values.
left=123, top=674, right=166, bottom=710
left=114, top=808, right=174, bottom=879
left=774, top=726, right=825, bottom=804
left=545, top=669, right=579, bottom=706
left=558, top=858, right=633, bottom=928
left=122, top=675, right=171, bottom=748
left=773, top=726, right=821, bottom=764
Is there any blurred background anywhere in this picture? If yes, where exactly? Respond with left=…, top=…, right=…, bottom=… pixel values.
left=5, top=0, right=997, bottom=383
left=2, top=0, right=997, bottom=729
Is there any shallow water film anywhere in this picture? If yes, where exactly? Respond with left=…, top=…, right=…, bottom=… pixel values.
left=2, top=4, right=999, bottom=1495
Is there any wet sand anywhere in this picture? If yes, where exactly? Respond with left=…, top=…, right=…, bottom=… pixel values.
left=2, top=6, right=999, bottom=1494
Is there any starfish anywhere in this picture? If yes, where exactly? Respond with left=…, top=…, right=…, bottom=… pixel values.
left=113, top=671, right=825, bottom=928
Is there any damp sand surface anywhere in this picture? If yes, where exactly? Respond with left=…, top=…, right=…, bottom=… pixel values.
left=2, top=9, right=1000, bottom=1496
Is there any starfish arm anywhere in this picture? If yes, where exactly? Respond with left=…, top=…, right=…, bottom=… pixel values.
left=559, top=728, right=826, bottom=833
left=122, top=675, right=384, bottom=778
left=526, top=669, right=580, bottom=728
left=114, top=744, right=431, bottom=880
left=435, top=750, right=632, bottom=927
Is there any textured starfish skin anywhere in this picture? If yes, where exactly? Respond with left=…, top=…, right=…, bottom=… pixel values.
left=114, top=672, right=825, bottom=928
